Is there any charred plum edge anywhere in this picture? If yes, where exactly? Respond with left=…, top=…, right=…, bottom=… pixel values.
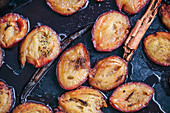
left=143, top=32, right=170, bottom=66
left=0, top=13, right=28, bottom=48
left=109, top=82, right=154, bottom=112
left=159, top=4, right=170, bottom=30
left=115, top=0, right=150, bottom=14
left=57, top=86, right=107, bottom=112
left=19, top=25, right=61, bottom=68
left=0, top=79, right=16, bottom=113
left=56, top=43, right=90, bottom=90
left=92, top=10, right=131, bottom=52
left=12, top=101, right=53, bottom=112
left=45, top=0, right=88, bottom=16
left=89, top=55, right=128, bottom=91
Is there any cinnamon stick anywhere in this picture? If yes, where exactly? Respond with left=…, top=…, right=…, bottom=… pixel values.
left=123, top=0, right=162, bottom=61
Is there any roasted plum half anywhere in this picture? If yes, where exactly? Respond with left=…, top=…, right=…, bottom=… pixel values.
left=0, top=80, right=15, bottom=113
left=144, top=32, right=170, bottom=66
left=20, top=25, right=61, bottom=68
left=57, top=43, right=90, bottom=90
left=160, top=3, right=170, bottom=30
left=54, top=108, right=65, bottom=113
left=58, top=86, right=107, bottom=113
left=46, top=0, right=87, bottom=16
left=0, top=13, right=28, bottom=48
left=115, top=0, right=149, bottom=14
left=0, top=47, right=3, bottom=67
left=12, top=102, right=53, bottom=113
left=92, top=11, right=130, bottom=52
left=109, top=82, right=154, bottom=112
left=89, top=55, right=127, bottom=91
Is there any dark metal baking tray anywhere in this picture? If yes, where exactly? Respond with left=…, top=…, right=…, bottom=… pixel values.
left=0, top=0, right=169, bottom=112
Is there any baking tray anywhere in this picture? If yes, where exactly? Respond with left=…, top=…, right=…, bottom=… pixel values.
left=0, top=0, right=169, bottom=112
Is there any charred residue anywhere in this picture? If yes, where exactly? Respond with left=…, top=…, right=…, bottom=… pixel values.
left=75, top=57, right=86, bottom=70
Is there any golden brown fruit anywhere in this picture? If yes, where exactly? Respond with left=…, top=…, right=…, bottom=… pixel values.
left=58, top=86, right=107, bottom=113
left=54, top=108, right=65, bottom=113
left=92, top=11, right=130, bottom=52
left=20, top=25, right=61, bottom=68
left=123, top=0, right=162, bottom=61
left=12, top=102, right=53, bottom=113
left=144, top=32, right=170, bottom=66
left=109, top=82, right=154, bottom=112
left=89, top=55, right=128, bottom=91
left=115, top=0, right=149, bottom=14
left=160, top=4, right=170, bottom=30
left=0, top=13, right=28, bottom=48
left=46, top=0, right=87, bottom=16
left=57, top=43, right=90, bottom=90
left=0, top=80, right=15, bottom=113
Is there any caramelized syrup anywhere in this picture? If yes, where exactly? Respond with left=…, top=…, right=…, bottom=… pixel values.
left=127, top=50, right=169, bottom=113
left=5, top=63, right=19, bottom=75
